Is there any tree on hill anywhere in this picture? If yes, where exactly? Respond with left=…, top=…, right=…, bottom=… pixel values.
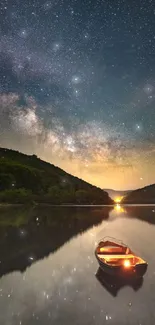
left=122, top=184, right=155, bottom=204
left=0, top=147, right=113, bottom=205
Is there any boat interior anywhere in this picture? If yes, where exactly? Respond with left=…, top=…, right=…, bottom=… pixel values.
left=96, top=240, right=145, bottom=266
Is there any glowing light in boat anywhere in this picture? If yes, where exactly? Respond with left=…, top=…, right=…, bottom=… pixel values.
left=124, top=260, right=131, bottom=268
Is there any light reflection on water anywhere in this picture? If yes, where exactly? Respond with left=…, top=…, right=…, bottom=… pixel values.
left=0, top=205, right=155, bottom=324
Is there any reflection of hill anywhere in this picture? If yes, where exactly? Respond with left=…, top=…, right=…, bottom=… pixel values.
left=96, top=268, right=143, bottom=297
left=0, top=206, right=112, bottom=278
left=123, top=206, right=155, bottom=225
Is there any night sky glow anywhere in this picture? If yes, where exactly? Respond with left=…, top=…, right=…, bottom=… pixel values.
left=0, top=0, right=155, bottom=190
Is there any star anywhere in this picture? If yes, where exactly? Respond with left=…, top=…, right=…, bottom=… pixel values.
left=143, top=84, right=154, bottom=94
left=72, top=76, right=81, bottom=84
left=43, top=1, right=52, bottom=10
left=19, top=29, right=28, bottom=38
left=0, top=0, right=154, bottom=192
left=53, top=43, right=61, bottom=52
left=74, top=89, right=79, bottom=96
left=135, top=124, right=142, bottom=132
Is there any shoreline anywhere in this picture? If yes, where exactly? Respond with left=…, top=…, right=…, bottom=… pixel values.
left=0, top=203, right=155, bottom=207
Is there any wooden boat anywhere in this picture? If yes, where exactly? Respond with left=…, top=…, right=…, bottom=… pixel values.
left=95, top=237, right=148, bottom=277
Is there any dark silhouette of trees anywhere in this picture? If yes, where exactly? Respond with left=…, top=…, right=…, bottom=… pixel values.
left=0, top=147, right=113, bottom=205
left=122, top=184, right=155, bottom=204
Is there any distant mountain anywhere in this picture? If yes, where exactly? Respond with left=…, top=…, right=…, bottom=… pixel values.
left=122, top=184, right=155, bottom=204
left=0, top=147, right=113, bottom=205
left=104, top=189, right=132, bottom=200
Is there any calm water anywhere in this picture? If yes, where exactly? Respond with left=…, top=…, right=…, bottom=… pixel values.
left=0, top=205, right=155, bottom=325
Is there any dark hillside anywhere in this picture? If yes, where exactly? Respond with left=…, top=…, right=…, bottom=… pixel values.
left=122, top=184, right=155, bottom=204
left=0, top=147, right=113, bottom=205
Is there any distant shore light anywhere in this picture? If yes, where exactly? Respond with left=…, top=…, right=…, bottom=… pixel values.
left=114, top=197, right=122, bottom=203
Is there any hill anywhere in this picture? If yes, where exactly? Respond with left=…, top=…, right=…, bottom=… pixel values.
left=0, top=147, right=113, bottom=205
left=104, top=188, right=132, bottom=200
left=122, top=184, right=155, bottom=204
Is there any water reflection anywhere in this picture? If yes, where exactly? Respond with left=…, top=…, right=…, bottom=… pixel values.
left=0, top=205, right=112, bottom=278
left=114, top=204, right=125, bottom=213
left=123, top=205, right=155, bottom=225
left=0, top=204, right=155, bottom=279
left=0, top=205, right=155, bottom=324
left=95, top=267, right=144, bottom=297
left=112, top=204, right=155, bottom=224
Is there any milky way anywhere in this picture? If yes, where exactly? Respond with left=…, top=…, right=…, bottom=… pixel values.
left=0, top=0, right=155, bottom=189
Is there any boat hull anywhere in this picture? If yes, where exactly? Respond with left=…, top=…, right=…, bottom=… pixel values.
left=95, top=251, right=148, bottom=278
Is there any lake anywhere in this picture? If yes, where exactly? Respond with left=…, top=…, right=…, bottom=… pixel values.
left=0, top=204, right=155, bottom=325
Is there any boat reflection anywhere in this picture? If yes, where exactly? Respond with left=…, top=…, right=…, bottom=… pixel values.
left=95, top=267, right=144, bottom=297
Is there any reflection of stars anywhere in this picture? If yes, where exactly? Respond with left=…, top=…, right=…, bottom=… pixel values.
left=63, top=276, right=73, bottom=285
left=43, top=291, right=49, bottom=299
left=19, top=229, right=27, bottom=237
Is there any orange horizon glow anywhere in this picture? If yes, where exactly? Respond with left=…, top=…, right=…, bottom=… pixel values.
left=114, top=196, right=123, bottom=203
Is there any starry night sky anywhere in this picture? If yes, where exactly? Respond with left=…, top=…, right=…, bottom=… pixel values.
left=0, top=0, right=155, bottom=190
